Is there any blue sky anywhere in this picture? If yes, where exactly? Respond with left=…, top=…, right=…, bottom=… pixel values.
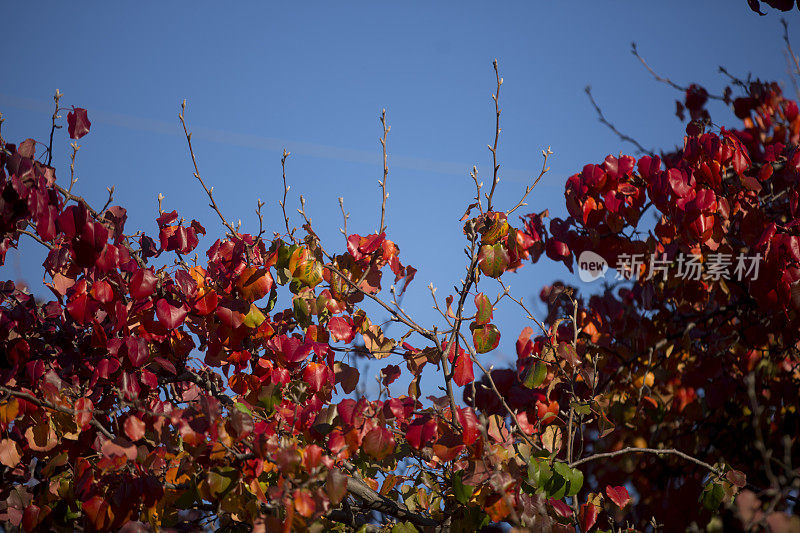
left=0, top=2, right=795, bottom=374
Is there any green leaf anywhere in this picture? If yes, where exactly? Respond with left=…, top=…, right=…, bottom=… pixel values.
left=234, top=402, right=253, bottom=416
left=474, top=293, right=493, bottom=325
left=295, top=259, right=324, bottom=287
left=265, top=287, right=278, bottom=312
left=207, top=467, right=237, bottom=497
left=544, top=469, right=567, bottom=499
left=242, top=303, right=266, bottom=328
left=701, top=481, right=725, bottom=510
left=527, top=458, right=552, bottom=490
left=391, top=521, right=419, bottom=533
left=275, top=267, right=292, bottom=286
left=566, top=467, right=584, bottom=497
left=523, top=361, right=547, bottom=388
left=478, top=243, right=510, bottom=278
left=572, top=401, right=591, bottom=417
left=554, top=461, right=583, bottom=497
left=472, top=323, right=501, bottom=353
left=258, top=383, right=282, bottom=413
left=453, top=471, right=475, bottom=504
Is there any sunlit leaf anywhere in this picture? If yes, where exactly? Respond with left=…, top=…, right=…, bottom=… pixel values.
left=478, top=243, right=510, bottom=278
left=474, top=293, right=493, bottom=325
left=472, top=323, right=500, bottom=353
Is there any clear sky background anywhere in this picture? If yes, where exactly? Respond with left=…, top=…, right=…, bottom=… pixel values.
left=0, top=2, right=796, bottom=379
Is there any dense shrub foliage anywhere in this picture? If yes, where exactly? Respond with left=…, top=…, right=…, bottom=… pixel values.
left=0, top=53, right=799, bottom=533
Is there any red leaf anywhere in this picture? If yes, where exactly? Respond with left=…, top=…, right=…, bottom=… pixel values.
left=606, top=485, right=632, bottom=508
left=119, top=371, right=141, bottom=402
left=74, top=398, right=93, bottom=430
left=66, top=293, right=89, bottom=325
left=363, top=427, right=395, bottom=460
left=194, top=288, right=218, bottom=315
left=129, top=268, right=157, bottom=300
left=452, top=351, right=474, bottom=386
left=156, top=298, right=189, bottom=329
left=474, top=293, right=493, bottom=325
left=294, top=489, right=316, bottom=518
left=328, top=316, right=356, bottom=343
left=446, top=343, right=475, bottom=386
left=406, top=416, right=437, bottom=449
left=268, top=334, right=312, bottom=364
left=516, top=326, right=534, bottom=359
left=237, top=266, right=273, bottom=301
left=82, top=496, right=112, bottom=530
left=90, top=280, right=114, bottom=304
left=726, top=469, right=747, bottom=488
left=326, top=469, right=349, bottom=505
left=549, top=498, right=572, bottom=518
left=383, top=397, right=415, bottom=421
left=456, top=407, right=480, bottom=445
left=215, top=298, right=248, bottom=329
left=67, top=107, right=91, bottom=139
left=125, top=336, right=149, bottom=368
left=303, top=362, right=333, bottom=392
left=335, top=362, right=359, bottom=394
left=381, top=364, right=401, bottom=385
left=580, top=502, right=599, bottom=531
left=124, top=415, right=146, bottom=441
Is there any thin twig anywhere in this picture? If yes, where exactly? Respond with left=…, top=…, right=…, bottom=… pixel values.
left=782, top=19, right=800, bottom=101
left=378, top=109, right=390, bottom=234
left=585, top=86, right=654, bottom=156
left=178, top=100, right=237, bottom=237
left=280, top=149, right=297, bottom=243
left=17, top=229, right=54, bottom=249
left=569, top=446, right=721, bottom=474
left=46, top=90, right=63, bottom=167
left=507, top=146, right=552, bottom=215
left=68, top=142, right=79, bottom=193
left=338, top=196, right=350, bottom=241
left=486, top=59, right=503, bottom=212
left=631, top=43, right=723, bottom=102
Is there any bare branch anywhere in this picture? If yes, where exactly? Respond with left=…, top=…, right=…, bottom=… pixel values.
left=338, top=196, right=350, bottom=240
left=378, top=109, right=390, bottom=234
left=179, top=100, right=238, bottom=237
left=585, top=86, right=654, bottom=156
left=486, top=59, right=503, bottom=212
left=569, top=446, right=722, bottom=474
left=507, top=146, right=552, bottom=215
left=46, top=89, right=63, bottom=167
left=280, top=149, right=297, bottom=243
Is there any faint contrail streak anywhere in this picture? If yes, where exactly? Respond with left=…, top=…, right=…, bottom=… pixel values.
left=0, top=93, right=542, bottom=184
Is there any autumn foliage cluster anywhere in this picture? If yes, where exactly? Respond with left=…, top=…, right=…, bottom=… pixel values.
left=1, top=31, right=800, bottom=533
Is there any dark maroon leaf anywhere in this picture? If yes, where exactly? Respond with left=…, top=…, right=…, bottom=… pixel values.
left=67, top=107, right=91, bottom=139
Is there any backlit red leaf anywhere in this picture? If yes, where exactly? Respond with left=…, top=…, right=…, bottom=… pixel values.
left=363, top=426, right=395, bottom=460
left=156, top=298, right=189, bottom=329
left=74, top=398, right=93, bottom=430
left=606, top=485, right=632, bottom=508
